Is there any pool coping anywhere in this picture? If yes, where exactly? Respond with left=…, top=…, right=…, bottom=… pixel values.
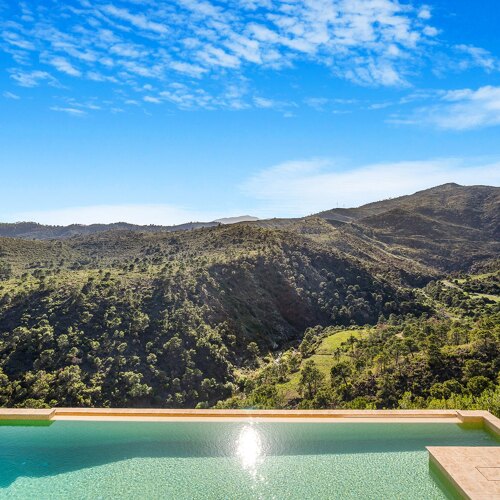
left=0, top=408, right=498, bottom=433
left=427, top=446, right=500, bottom=500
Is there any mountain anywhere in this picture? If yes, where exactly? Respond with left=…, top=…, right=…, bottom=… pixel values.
left=3, top=183, right=497, bottom=274
left=0, top=221, right=218, bottom=240
left=215, top=216, right=259, bottom=224
left=311, top=183, right=499, bottom=273
left=0, top=183, right=498, bottom=409
left=316, top=183, right=499, bottom=231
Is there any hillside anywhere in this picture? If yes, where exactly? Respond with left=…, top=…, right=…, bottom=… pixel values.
left=3, top=183, right=498, bottom=273
left=218, top=270, right=499, bottom=415
left=0, top=184, right=498, bottom=409
left=313, top=184, right=499, bottom=272
left=317, top=183, right=499, bottom=230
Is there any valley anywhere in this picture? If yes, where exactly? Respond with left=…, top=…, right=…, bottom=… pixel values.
left=0, top=184, right=498, bottom=413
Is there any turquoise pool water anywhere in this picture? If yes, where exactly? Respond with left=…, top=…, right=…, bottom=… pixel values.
left=0, top=420, right=497, bottom=499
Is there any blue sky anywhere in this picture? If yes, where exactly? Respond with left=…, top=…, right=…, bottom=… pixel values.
left=1, top=0, right=499, bottom=224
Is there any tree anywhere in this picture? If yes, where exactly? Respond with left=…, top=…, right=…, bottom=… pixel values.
left=287, top=351, right=301, bottom=373
left=330, top=361, right=352, bottom=386
left=299, top=360, right=325, bottom=399
left=247, top=342, right=260, bottom=359
left=0, top=260, right=12, bottom=281
left=467, top=376, right=492, bottom=397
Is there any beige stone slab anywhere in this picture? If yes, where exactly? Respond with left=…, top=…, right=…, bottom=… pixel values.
left=53, top=407, right=459, bottom=419
left=458, top=411, right=500, bottom=436
left=478, top=467, right=500, bottom=481
left=54, top=415, right=463, bottom=423
left=0, top=408, right=55, bottom=420
left=0, top=407, right=497, bottom=434
left=428, top=446, right=500, bottom=500
left=51, top=408, right=466, bottom=424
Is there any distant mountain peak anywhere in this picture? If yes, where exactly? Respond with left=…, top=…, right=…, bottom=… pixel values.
left=214, top=216, right=259, bottom=224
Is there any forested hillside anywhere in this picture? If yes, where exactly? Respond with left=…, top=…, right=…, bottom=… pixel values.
left=219, top=273, right=499, bottom=416
left=0, top=184, right=498, bottom=412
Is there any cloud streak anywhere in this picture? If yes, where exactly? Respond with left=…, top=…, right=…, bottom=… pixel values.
left=392, top=85, right=500, bottom=130
left=241, top=157, right=500, bottom=216
left=9, top=204, right=224, bottom=226
left=5, top=156, right=499, bottom=223
left=50, top=106, right=87, bottom=116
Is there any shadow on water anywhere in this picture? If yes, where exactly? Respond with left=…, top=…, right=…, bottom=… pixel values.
left=0, top=421, right=497, bottom=488
left=429, top=460, right=462, bottom=500
left=0, top=420, right=54, bottom=427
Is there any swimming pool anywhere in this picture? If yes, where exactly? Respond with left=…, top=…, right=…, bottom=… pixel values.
left=0, top=420, right=498, bottom=499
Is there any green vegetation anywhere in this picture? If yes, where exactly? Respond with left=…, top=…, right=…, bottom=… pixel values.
left=0, top=184, right=498, bottom=413
left=216, top=275, right=499, bottom=414
left=220, top=303, right=499, bottom=416
left=0, top=224, right=414, bottom=409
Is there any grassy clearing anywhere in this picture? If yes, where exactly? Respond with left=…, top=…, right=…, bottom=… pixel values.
left=454, top=271, right=499, bottom=284
left=277, top=328, right=369, bottom=399
left=473, top=293, right=500, bottom=303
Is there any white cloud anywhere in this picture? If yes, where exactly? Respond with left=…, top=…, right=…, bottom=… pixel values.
left=101, top=5, right=168, bottom=35
left=10, top=204, right=222, bottom=226
left=110, top=43, right=149, bottom=59
left=143, top=95, right=161, bottom=103
left=241, top=157, right=500, bottom=216
left=10, top=69, right=57, bottom=87
left=50, top=106, right=87, bottom=116
left=401, top=85, right=500, bottom=130
left=3, top=91, right=20, bottom=99
left=253, top=96, right=275, bottom=108
left=418, top=6, right=432, bottom=20
left=2, top=0, right=443, bottom=114
left=423, top=26, right=439, bottom=37
left=454, top=44, right=498, bottom=72
left=170, top=61, right=207, bottom=77
left=6, top=157, right=499, bottom=224
left=2, top=30, right=35, bottom=50
left=197, top=45, right=241, bottom=69
left=47, top=56, right=82, bottom=77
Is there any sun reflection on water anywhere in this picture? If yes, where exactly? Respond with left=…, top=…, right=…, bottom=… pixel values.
left=236, top=425, right=264, bottom=475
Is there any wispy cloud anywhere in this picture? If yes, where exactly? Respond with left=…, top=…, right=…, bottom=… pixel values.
left=1, top=0, right=443, bottom=112
left=241, top=157, right=500, bottom=216
left=6, top=156, right=500, bottom=223
left=101, top=4, right=169, bottom=35
left=2, top=91, right=20, bottom=100
left=50, top=106, right=87, bottom=116
left=2, top=30, right=35, bottom=50
left=46, top=56, right=82, bottom=77
left=392, top=85, right=500, bottom=130
left=454, top=44, right=499, bottom=72
left=253, top=96, right=293, bottom=111
left=9, top=203, right=223, bottom=225
left=1, top=1, right=497, bottom=116
left=9, top=69, right=57, bottom=87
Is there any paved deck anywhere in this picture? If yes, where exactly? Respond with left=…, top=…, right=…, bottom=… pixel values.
left=428, top=446, right=500, bottom=499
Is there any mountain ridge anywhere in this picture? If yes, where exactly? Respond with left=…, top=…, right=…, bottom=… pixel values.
left=1, top=184, right=498, bottom=277
left=0, top=216, right=258, bottom=240
left=2, top=183, right=497, bottom=241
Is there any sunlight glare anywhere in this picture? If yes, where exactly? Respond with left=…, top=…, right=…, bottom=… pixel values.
left=236, top=425, right=263, bottom=473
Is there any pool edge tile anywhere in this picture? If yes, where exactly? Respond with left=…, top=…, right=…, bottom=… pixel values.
left=427, top=446, right=500, bottom=500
